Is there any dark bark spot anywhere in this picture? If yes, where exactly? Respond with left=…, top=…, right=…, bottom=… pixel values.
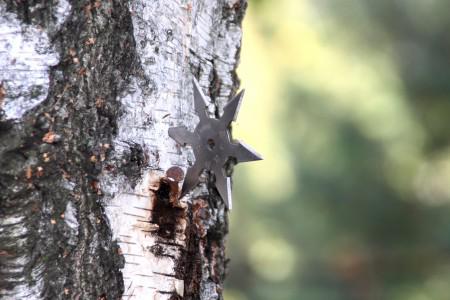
left=222, top=0, right=248, bottom=26
left=209, top=66, right=222, bottom=118
left=151, top=178, right=185, bottom=240
left=224, top=156, right=237, bottom=177
left=179, top=220, right=203, bottom=298
left=177, top=197, right=229, bottom=299
left=4, top=0, right=72, bottom=37
left=166, top=29, right=173, bottom=41
left=149, top=244, right=164, bottom=256
left=120, top=143, right=147, bottom=188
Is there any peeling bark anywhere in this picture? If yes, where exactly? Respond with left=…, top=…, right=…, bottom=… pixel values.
left=0, top=0, right=247, bottom=299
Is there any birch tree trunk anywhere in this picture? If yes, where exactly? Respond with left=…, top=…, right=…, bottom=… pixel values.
left=0, top=0, right=247, bottom=299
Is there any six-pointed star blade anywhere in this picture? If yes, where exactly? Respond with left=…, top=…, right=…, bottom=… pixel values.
left=168, top=78, right=262, bottom=209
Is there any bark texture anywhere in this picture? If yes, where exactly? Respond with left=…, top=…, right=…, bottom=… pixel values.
left=0, top=1, right=247, bottom=299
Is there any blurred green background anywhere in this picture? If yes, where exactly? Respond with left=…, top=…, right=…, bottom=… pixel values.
left=226, top=1, right=450, bottom=300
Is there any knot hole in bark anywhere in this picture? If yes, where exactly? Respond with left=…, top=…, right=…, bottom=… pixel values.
left=151, top=176, right=185, bottom=240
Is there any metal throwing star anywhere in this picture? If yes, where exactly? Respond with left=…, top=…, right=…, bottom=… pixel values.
left=168, top=78, right=262, bottom=209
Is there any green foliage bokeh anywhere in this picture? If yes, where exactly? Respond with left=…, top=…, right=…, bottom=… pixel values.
left=226, top=1, right=450, bottom=299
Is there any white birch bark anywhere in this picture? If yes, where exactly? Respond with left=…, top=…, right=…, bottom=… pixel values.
left=0, top=0, right=247, bottom=299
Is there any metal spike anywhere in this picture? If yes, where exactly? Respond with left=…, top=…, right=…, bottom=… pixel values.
left=168, top=126, right=198, bottom=146
left=180, top=162, right=203, bottom=198
left=192, top=78, right=209, bottom=122
left=220, top=90, right=244, bottom=126
left=213, top=163, right=233, bottom=209
left=231, top=140, right=263, bottom=163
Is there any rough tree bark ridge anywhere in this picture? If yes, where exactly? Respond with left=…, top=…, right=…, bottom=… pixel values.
left=0, top=0, right=247, bottom=299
